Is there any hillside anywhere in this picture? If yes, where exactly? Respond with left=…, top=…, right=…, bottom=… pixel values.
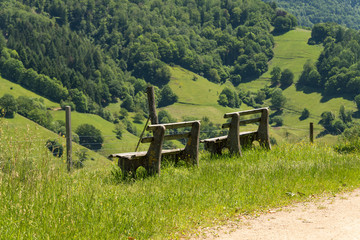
left=0, top=113, right=111, bottom=171
left=262, top=0, right=360, bottom=30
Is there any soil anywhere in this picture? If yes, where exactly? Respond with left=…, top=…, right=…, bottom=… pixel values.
left=197, top=188, right=360, bottom=240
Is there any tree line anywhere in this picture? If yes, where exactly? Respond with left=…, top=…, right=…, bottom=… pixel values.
left=0, top=0, right=297, bottom=118
left=262, top=0, right=360, bottom=30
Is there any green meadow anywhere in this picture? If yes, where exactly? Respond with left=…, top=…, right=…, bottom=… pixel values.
left=2, top=28, right=360, bottom=239
left=0, top=76, right=58, bottom=108
left=1, top=119, right=360, bottom=239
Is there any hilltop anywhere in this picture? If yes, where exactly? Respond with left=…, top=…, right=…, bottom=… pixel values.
left=262, top=0, right=360, bottom=30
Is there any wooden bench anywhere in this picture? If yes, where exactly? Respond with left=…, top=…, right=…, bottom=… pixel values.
left=109, top=120, right=201, bottom=176
left=201, top=108, right=271, bottom=155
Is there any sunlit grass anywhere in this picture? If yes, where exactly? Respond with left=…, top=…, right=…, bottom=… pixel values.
left=2, top=120, right=360, bottom=239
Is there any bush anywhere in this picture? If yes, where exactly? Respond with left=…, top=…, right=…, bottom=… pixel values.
left=280, top=69, right=294, bottom=88
left=271, top=116, right=283, bottom=126
left=0, top=94, right=17, bottom=118
left=46, top=139, right=63, bottom=157
left=299, top=108, right=310, bottom=120
left=270, top=88, right=286, bottom=110
left=158, top=85, right=178, bottom=107
left=75, top=124, right=104, bottom=150
left=73, top=149, right=89, bottom=169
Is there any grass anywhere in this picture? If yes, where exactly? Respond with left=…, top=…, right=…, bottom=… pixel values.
left=0, top=76, right=58, bottom=108
left=164, top=66, right=250, bottom=124
left=2, top=116, right=360, bottom=239
left=50, top=111, right=147, bottom=156
left=0, top=115, right=111, bottom=171
left=238, top=29, right=357, bottom=144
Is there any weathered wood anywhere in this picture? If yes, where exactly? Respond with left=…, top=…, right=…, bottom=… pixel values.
left=222, top=117, right=262, bottom=128
left=142, top=132, right=191, bottom=143
left=310, top=122, right=314, bottom=143
left=202, top=108, right=271, bottom=155
left=147, top=86, right=158, bottom=124
left=147, top=120, right=199, bottom=130
left=65, top=106, right=72, bottom=172
left=224, top=108, right=267, bottom=118
left=109, top=120, right=201, bottom=177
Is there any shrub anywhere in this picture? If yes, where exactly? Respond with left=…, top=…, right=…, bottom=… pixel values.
left=46, top=139, right=63, bottom=157
left=271, top=116, right=283, bottom=126
left=0, top=94, right=17, bottom=118
left=75, top=124, right=104, bottom=150
left=299, top=108, right=310, bottom=120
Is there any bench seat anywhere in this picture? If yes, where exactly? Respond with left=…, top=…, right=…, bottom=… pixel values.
left=110, top=148, right=185, bottom=160
left=109, top=120, right=201, bottom=176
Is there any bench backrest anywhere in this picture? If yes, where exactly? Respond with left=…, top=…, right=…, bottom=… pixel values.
left=141, top=120, right=201, bottom=165
left=222, top=107, right=270, bottom=152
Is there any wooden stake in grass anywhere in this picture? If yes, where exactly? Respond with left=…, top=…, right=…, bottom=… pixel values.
left=310, top=122, right=314, bottom=143
left=66, top=106, right=72, bottom=172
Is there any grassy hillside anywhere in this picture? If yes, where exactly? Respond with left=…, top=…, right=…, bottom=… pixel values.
left=0, top=114, right=111, bottom=171
left=0, top=76, right=58, bottom=108
left=239, top=29, right=357, bottom=144
left=2, top=137, right=360, bottom=238
left=50, top=111, right=147, bottom=156
left=164, top=66, right=244, bottom=123
left=0, top=76, right=148, bottom=157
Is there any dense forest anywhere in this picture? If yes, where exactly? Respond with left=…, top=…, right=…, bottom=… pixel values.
left=0, top=0, right=297, bottom=116
left=262, top=0, right=360, bottom=30
left=298, top=22, right=360, bottom=97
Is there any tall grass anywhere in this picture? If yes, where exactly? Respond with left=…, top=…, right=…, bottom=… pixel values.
left=1, top=118, right=360, bottom=239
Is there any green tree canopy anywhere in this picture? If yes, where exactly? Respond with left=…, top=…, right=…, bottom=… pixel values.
left=75, top=124, right=104, bottom=150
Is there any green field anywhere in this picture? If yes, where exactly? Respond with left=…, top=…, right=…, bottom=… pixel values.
left=50, top=111, right=147, bottom=156
left=0, top=114, right=111, bottom=171
left=0, top=77, right=59, bottom=108
left=2, top=126, right=360, bottom=239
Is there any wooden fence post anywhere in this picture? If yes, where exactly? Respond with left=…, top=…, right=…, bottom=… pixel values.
left=310, top=122, right=314, bottom=143
left=147, top=86, right=158, bottom=124
left=66, top=106, right=72, bottom=172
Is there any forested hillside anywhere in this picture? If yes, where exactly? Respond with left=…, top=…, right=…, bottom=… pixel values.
left=262, top=0, right=360, bottom=29
left=0, top=0, right=297, bottom=116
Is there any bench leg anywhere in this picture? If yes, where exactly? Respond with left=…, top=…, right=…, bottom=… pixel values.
left=147, top=125, right=166, bottom=175
left=258, top=108, right=271, bottom=150
left=183, top=121, right=200, bottom=166
left=227, top=113, right=242, bottom=156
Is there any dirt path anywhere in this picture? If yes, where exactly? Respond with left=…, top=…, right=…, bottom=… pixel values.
left=200, top=189, right=360, bottom=240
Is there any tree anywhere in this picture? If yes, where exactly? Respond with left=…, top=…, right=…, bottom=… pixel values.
left=121, top=94, right=135, bottom=112
left=69, top=89, right=88, bottom=113
left=158, top=85, right=178, bottom=107
left=0, top=30, right=5, bottom=51
left=0, top=94, right=18, bottom=118
left=270, top=66, right=281, bottom=86
left=75, top=124, right=104, bottom=150
left=217, top=87, right=241, bottom=108
left=270, top=89, right=286, bottom=110
left=319, top=111, right=335, bottom=131
left=299, top=108, right=310, bottom=120
left=280, top=69, right=294, bottom=88
left=158, top=110, right=176, bottom=124
left=355, top=94, right=360, bottom=111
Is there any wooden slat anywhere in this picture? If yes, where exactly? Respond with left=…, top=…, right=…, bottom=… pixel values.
left=161, top=148, right=184, bottom=155
left=222, top=117, right=262, bottom=128
left=109, top=151, right=147, bottom=159
left=224, top=108, right=268, bottom=118
left=147, top=120, right=200, bottom=131
left=200, top=135, right=227, bottom=143
left=142, top=132, right=191, bottom=143
left=239, top=131, right=257, bottom=136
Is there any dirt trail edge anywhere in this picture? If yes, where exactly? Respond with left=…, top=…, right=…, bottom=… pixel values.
left=199, top=188, right=360, bottom=240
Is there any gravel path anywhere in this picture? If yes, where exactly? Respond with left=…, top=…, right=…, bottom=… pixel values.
left=201, top=189, right=360, bottom=240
